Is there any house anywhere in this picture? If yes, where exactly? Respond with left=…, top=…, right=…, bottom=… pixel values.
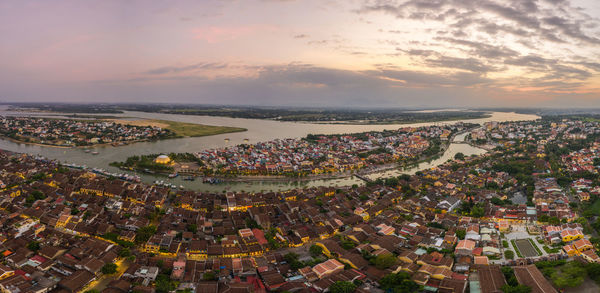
left=436, top=197, right=461, bottom=212
left=455, top=240, right=476, bottom=256
left=573, top=238, right=593, bottom=252
left=498, top=221, right=510, bottom=232
left=58, top=270, right=95, bottom=293
left=443, top=235, right=457, bottom=246
left=398, top=250, right=419, bottom=264
left=472, top=265, right=506, bottom=293
left=513, top=265, right=558, bottom=293
left=171, top=260, right=186, bottom=280
left=312, top=259, right=344, bottom=279
left=439, top=278, right=467, bottom=293
left=563, top=245, right=577, bottom=256
left=338, top=253, right=369, bottom=270
left=465, top=224, right=480, bottom=241
left=560, top=229, right=583, bottom=242
left=581, top=249, right=600, bottom=263
left=315, top=240, right=344, bottom=258
left=0, top=265, right=13, bottom=280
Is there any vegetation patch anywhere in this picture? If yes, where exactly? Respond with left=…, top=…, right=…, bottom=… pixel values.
left=148, top=119, right=246, bottom=137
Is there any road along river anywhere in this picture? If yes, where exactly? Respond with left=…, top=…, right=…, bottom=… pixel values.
left=0, top=108, right=539, bottom=192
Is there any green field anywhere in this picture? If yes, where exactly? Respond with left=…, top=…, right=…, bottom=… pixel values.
left=157, top=120, right=246, bottom=137
left=585, top=199, right=600, bottom=216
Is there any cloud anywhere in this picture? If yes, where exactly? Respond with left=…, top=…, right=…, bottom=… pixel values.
left=144, top=62, right=228, bottom=75
left=424, top=56, right=495, bottom=73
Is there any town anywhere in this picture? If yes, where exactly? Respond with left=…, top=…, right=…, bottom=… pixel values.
left=0, top=117, right=176, bottom=147
left=115, top=124, right=473, bottom=179
left=1, top=117, right=600, bottom=293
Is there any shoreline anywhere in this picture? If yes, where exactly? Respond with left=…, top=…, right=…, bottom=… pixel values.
left=4, top=106, right=494, bottom=126
left=123, top=129, right=478, bottom=184
left=0, top=135, right=175, bottom=149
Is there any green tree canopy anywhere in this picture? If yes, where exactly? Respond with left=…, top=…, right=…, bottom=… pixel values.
left=329, top=281, right=357, bottom=293
left=309, top=244, right=323, bottom=257
left=374, top=254, right=397, bottom=270
left=379, top=272, right=421, bottom=293
left=101, top=263, right=118, bottom=275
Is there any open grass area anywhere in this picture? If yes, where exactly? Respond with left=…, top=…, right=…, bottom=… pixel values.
left=584, top=199, right=600, bottom=216
left=543, top=245, right=561, bottom=254
left=510, top=240, right=523, bottom=258
left=112, top=119, right=246, bottom=137
left=158, top=120, right=246, bottom=137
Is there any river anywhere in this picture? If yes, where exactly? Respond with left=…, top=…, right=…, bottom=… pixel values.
left=0, top=107, right=539, bottom=192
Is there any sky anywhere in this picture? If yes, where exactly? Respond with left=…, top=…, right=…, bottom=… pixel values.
left=1, top=0, right=600, bottom=108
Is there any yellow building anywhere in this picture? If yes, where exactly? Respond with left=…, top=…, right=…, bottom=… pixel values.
left=0, top=264, right=14, bottom=280
left=561, top=229, right=584, bottom=242
left=154, top=155, right=172, bottom=164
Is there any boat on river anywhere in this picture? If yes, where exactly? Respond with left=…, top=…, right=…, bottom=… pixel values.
left=203, top=177, right=222, bottom=184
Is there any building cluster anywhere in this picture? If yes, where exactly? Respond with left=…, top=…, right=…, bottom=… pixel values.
left=0, top=118, right=600, bottom=292
left=0, top=116, right=173, bottom=147
left=194, top=125, right=467, bottom=176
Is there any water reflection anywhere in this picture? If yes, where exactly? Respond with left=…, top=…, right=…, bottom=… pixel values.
left=0, top=107, right=538, bottom=192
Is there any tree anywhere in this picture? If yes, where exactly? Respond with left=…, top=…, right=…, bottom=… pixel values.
left=585, top=263, right=600, bottom=284
left=454, top=152, right=465, bottom=160
left=283, top=252, right=304, bottom=270
left=203, top=271, right=217, bottom=281
left=155, top=274, right=176, bottom=293
left=456, top=229, right=466, bottom=240
left=135, top=225, right=157, bottom=244
left=548, top=216, right=560, bottom=225
left=186, top=224, right=198, bottom=233
left=27, top=241, right=40, bottom=252
left=504, top=250, right=515, bottom=260
left=118, top=247, right=131, bottom=258
left=329, top=281, right=357, bottom=293
left=101, top=263, right=118, bottom=275
left=471, top=205, right=485, bottom=218
left=374, top=254, right=397, bottom=269
left=379, top=272, right=421, bottom=293
left=491, top=197, right=504, bottom=206
left=501, top=284, right=532, bottom=293
left=550, top=261, right=586, bottom=289
left=309, top=244, right=323, bottom=257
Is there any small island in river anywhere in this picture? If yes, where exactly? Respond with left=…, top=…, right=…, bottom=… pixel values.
left=0, top=116, right=246, bottom=147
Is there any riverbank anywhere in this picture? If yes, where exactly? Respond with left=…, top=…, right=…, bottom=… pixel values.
left=0, top=117, right=247, bottom=149
left=109, top=119, right=247, bottom=137
left=0, top=108, right=539, bottom=192
left=308, top=113, right=493, bottom=125
left=125, top=129, right=470, bottom=184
